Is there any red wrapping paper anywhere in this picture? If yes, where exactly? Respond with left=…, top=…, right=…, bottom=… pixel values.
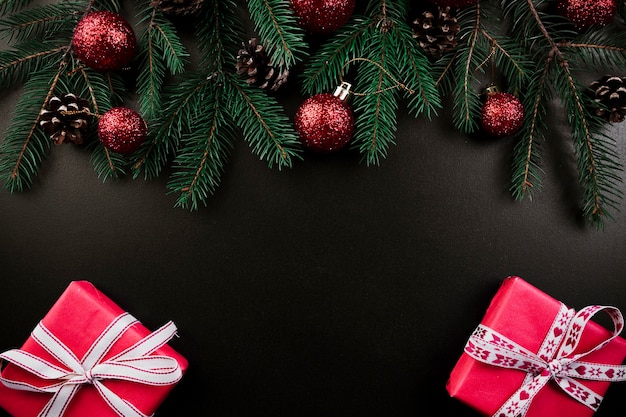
left=447, top=276, right=626, bottom=417
left=0, top=281, right=188, bottom=417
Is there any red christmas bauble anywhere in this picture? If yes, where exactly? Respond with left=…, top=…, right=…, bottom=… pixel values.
left=295, top=93, right=354, bottom=153
left=557, top=0, right=617, bottom=30
left=98, top=107, right=147, bottom=154
left=290, top=0, right=356, bottom=35
left=429, top=0, right=477, bottom=7
left=480, top=92, right=524, bottom=138
left=72, top=10, right=137, bottom=72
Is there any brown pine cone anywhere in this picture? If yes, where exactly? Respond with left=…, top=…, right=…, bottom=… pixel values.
left=412, top=5, right=460, bottom=60
left=39, top=94, right=91, bottom=145
left=235, top=38, right=289, bottom=92
left=590, top=75, right=626, bottom=123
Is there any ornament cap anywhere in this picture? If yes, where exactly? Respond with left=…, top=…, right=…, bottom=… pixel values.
left=333, top=82, right=352, bottom=101
left=484, top=84, right=500, bottom=96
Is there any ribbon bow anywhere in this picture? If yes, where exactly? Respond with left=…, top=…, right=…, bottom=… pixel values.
left=464, top=304, right=626, bottom=417
left=0, top=313, right=183, bottom=417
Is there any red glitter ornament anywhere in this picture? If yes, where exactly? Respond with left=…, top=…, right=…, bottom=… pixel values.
left=557, top=0, right=617, bottom=30
left=98, top=107, right=147, bottom=154
left=290, top=0, right=356, bottom=35
left=72, top=10, right=137, bottom=72
left=429, top=0, right=477, bottom=8
left=480, top=88, right=524, bottom=138
left=295, top=82, right=354, bottom=153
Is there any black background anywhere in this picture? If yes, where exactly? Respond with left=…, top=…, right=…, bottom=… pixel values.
left=1, top=2, right=626, bottom=416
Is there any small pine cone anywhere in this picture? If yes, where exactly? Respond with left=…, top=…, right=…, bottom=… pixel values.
left=590, top=75, right=626, bottom=123
left=150, top=0, right=204, bottom=16
left=39, top=94, right=91, bottom=145
left=235, top=38, right=289, bottom=91
left=412, top=5, right=460, bottom=60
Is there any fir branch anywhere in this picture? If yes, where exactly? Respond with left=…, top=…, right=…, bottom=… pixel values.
left=352, top=26, right=399, bottom=166
left=300, top=15, right=375, bottom=95
left=246, top=0, right=306, bottom=68
left=365, top=0, right=408, bottom=22
left=226, top=74, right=301, bottom=169
left=393, top=12, right=440, bottom=118
left=167, top=81, right=235, bottom=210
left=510, top=58, right=551, bottom=201
left=195, top=0, right=242, bottom=71
left=303, top=0, right=439, bottom=165
left=0, top=62, right=65, bottom=191
left=480, top=30, right=532, bottom=94
left=451, top=2, right=487, bottom=134
left=136, top=31, right=166, bottom=121
left=89, top=140, right=128, bottom=181
left=557, top=28, right=626, bottom=73
left=136, top=5, right=189, bottom=122
left=70, top=63, right=126, bottom=114
left=89, top=0, right=121, bottom=13
left=0, top=0, right=34, bottom=17
left=432, top=51, right=457, bottom=94
left=554, top=62, right=622, bottom=228
left=132, top=74, right=211, bottom=180
left=0, top=3, right=84, bottom=42
left=0, top=39, right=67, bottom=89
left=71, top=63, right=128, bottom=180
left=521, top=0, right=623, bottom=226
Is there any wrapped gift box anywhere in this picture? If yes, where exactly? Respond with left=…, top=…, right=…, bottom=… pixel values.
left=0, top=281, right=188, bottom=417
left=447, top=276, right=626, bottom=417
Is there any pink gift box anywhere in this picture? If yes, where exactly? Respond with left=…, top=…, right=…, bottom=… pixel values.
left=447, top=276, right=626, bottom=417
left=0, top=281, right=188, bottom=417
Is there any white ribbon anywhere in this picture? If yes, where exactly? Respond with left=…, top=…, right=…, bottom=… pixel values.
left=0, top=313, right=183, bottom=417
left=464, top=304, right=626, bottom=417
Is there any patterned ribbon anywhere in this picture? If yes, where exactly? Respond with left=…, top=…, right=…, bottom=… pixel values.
left=464, top=304, right=626, bottom=417
left=0, top=313, right=183, bottom=417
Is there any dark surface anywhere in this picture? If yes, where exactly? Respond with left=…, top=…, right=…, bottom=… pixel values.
left=2, top=7, right=626, bottom=417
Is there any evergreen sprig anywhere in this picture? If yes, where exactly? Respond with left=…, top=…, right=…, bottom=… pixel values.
left=500, top=0, right=626, bottom=228
left=302, top=0, right=440, bottom=165
left=0, top=0, right=35, bottom=17
left=432, top=0, right=626, bottom=228
left=434, top=1, right=533, bottom=134
left=0, top=2, right=83, bottom=42
left=0, top=39, right=67, bottom=89
left=247, top=0, right=307, bottom=68
left=165, top=77, right=234, bottom=210
left=133, top=0, right=302, bottom=209
left=135, top=3, right=189, bottom=122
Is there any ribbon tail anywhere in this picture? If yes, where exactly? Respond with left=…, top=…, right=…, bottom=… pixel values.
left=554, top=376, right=603, bottom=412
left=492, top=374, right=550, bottom=417
left=38, top=383, right=81, bottom=417
left=94, top=381, right=152, bottom=417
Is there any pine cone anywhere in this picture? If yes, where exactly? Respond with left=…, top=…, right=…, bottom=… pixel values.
left=39, top=94, right=91, bottom=145
left=235, top=38, right=289, bottom=92
left=150, top=0, right=204, bottom=16
left=412, top=5, right=460, bottom=60
left=590, top=75, right=626, bottom=123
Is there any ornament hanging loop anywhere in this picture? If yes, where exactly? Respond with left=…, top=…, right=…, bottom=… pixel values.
left=333, top=82, right=352, bottom=100
left=339, top=57, right=415, bottom=96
